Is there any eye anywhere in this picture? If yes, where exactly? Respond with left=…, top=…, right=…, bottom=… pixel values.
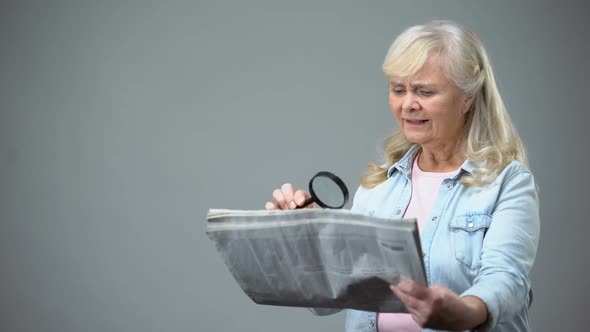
left=419, top=90, right=433, bottom=97
left=391, top=87, right=405, bottom=96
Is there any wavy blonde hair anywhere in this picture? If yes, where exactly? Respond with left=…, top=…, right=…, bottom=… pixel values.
left=361, top=20, right=528, bottom=188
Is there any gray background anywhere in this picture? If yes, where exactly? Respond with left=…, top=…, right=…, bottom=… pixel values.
left=1, top=1, right=588, bottom=331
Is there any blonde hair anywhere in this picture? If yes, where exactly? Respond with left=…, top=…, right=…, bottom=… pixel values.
left=361, top=20, right=528, bottom=188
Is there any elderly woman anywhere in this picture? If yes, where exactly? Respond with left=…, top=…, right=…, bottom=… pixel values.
left=265, top=20, right=539, bottom=332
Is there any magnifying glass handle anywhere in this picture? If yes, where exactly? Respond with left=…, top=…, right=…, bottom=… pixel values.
left=295, top=196, right=315, bottom=209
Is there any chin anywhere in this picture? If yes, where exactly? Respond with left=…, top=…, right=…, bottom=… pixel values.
left=403, top=133, right=428, bottom=145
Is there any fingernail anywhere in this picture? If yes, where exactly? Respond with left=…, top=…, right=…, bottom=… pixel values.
left=398, top=276, right=410, bottom=284
left=289, top=201, right=297, bottom=209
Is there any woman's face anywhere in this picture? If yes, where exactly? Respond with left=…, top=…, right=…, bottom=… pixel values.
left=389, top=56, right=473, bottom=148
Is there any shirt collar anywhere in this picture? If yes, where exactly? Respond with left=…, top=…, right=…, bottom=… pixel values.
left=387, top=144, right=479, bottom=179
left=387, top=145, right=420, bottom=178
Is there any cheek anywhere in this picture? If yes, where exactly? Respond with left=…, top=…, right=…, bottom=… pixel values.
left=427, top=103, right=463, bottom=136
left=389, top=95, right=401, bottom=115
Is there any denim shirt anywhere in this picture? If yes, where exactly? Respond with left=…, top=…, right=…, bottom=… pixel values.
left=343, top=145, right=540, bottom=332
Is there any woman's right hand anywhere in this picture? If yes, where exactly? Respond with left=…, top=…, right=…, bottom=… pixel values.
left=265, top=183, right=315, bottom=210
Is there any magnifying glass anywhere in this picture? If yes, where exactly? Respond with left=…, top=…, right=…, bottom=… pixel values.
left=297, top=171, right=349, bottom=209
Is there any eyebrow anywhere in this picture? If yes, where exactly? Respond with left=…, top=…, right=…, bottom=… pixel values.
left=390, top=81, right=437, bottom=89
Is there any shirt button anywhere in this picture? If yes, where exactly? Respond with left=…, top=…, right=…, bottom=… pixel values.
left=369, top=210, right=375, bottom=216
left=446, top=183, right=453, bottom=189
left=422, top=252, right=426, bottom=257
left=431, top=216, right=438, bottom=221
left=468, top=222, right=474, bottom=228
left=395, top=209, right=401, bottom=215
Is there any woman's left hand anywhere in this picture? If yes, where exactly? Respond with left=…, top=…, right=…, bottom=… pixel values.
left=390, top=281, right=488, bottom=331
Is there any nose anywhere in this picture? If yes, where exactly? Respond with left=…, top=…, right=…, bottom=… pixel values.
left=401, top=92, right=420, bottom=113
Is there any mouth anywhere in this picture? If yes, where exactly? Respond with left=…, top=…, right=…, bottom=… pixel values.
left=404, top=119, right=430, bottom=126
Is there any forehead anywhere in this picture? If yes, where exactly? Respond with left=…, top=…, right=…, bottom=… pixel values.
left=390, top=56, right=450, bottom=85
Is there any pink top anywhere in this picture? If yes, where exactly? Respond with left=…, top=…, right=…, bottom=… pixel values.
left=378, top=155, right=460, bottom=332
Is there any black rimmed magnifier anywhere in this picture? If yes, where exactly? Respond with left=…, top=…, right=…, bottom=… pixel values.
left=297, top=171, right=349, bottom=209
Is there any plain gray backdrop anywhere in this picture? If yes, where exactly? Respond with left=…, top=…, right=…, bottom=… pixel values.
left=1, top=1, right=588, bottom=331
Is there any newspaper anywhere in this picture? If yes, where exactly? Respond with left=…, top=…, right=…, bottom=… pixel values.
left=206, top=208, right=427, bottom=313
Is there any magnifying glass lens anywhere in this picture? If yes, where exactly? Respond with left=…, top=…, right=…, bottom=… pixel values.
left=310, top=174, right=347, bottom=208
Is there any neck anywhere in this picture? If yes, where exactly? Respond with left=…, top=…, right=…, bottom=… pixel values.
left=418, top=141, right=464, bottom=172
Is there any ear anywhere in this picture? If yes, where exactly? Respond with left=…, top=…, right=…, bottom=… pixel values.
left=462, top=95, right=475, bottom=114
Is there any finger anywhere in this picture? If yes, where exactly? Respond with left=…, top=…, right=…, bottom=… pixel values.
left=396, top=280, right=428, bottom=299
left=281, top=183, right=296, bottom=209
left=409, top=311, right=426, bottom=327
left=402, top=304, right=424, bottom=325
left=391, top=285, right=417, bottom=307
left=272, top=189, right=287, bottom=210
left=294, top=190, right=313, bottom=208
left=395, top=280, right=414, bottom=292
left=265, top=201, right=277, bottom=210
left=391, top=285, right=429, bottom=327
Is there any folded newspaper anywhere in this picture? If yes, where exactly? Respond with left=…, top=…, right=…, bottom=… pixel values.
left=206, top=208, right=427, bottom=313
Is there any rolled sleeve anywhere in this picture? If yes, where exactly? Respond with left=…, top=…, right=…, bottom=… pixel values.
left=461, top=170, right=540, bottom=330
